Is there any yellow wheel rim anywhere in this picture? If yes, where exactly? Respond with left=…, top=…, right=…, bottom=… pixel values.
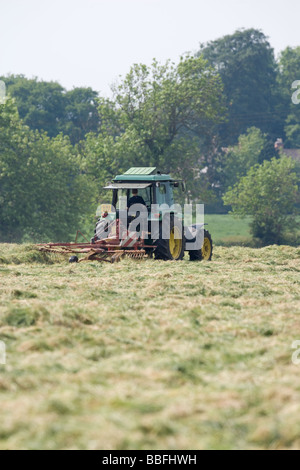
left=201, top=237, right=212, bottom=260
left=169, top=226, right=182, bottom=260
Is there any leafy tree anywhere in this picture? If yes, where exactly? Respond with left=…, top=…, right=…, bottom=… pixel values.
left=277, top=47, right=300, bottom=147
left=84, top=56, right=226, bottom=202
left=0, top=98, right=92, bottom=242
left=223, top=156, right=299, bottom=244
left=204, top=128, right=279, bottom=213
left=198, top=29, right=279, bottom=144
left=2, top=75, right=66, bottom=137
left=0, top=98, right=27, bottom=241
left=79, top=132, right=119, bottom=201
left=221, top=127, right=275, bottom=190
left=1, top=75, right=100, bottom=143
left=63, top=87, right=100, bottom=144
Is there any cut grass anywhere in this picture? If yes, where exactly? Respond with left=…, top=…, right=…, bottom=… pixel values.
left=0, top=244, right=67, bottom=265
left=0, top=244, right=300, bottom=449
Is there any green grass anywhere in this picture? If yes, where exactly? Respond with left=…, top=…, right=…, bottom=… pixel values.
left=0, top=244, right=300, bottom=449
left=204, top=214, right=300, bottom=246
left=205, top=214, right=252, bottom=246
left=0, top=243, right=67, bottom=265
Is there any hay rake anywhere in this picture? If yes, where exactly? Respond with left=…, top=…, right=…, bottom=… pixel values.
left=37, top=220, right=150, bottom=264
left=38, top=243, right=148, bottom=264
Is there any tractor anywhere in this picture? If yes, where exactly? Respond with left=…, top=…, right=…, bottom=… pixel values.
left=38, top=167, right=213, bottom=263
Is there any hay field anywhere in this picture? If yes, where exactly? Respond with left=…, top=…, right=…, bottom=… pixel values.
left=0, top=244, right=300, bottom=449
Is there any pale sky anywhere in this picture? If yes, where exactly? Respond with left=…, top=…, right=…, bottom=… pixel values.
left=1, top=0, right=299, bottom=96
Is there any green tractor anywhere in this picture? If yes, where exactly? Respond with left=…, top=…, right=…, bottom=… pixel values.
left=92, top=167, right=213, bottom=262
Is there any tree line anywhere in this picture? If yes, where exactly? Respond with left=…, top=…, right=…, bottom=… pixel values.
left=0, top=28, right=299, bottom=244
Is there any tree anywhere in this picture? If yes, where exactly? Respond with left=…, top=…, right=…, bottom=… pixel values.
left=223, top=156, right=299, bottom=244
left=198, top=29, right=280, bottom=144
left=79, top=132, right=119, bottom=201
left=0, top=98, right=92, bottom=242
left=83, top=56, right=226, bottom=202
left=1, top=75, right=100, bottom=143
left=203, top=128, right=279, bottom=213
left=277, top=47, right=300, bottom=147
left=63, top=87, right=100, bottom=144
left=221, top=127, right=276, bottom=191
left=2, top=75, right=66, bottom=137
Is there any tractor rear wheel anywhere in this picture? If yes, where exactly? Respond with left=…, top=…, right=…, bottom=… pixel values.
left=154, top=218, right=185, bottom=261
left=189, top=229, right=213, bottom=261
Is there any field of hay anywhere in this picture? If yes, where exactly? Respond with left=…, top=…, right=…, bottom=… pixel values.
left=0, top=243, right=300, bottom=450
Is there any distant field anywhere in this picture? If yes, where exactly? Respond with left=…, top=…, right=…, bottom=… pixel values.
left=1, top=244, right=300, bottom=450
left=204, top=215, right=252, bottom=246
left=204, top=214, right=300, bottom=246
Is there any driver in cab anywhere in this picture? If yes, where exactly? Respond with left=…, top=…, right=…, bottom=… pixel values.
left=128, top=189, right=146, bottom=209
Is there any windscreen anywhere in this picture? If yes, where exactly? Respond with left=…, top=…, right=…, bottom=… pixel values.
left=115, top=187, right=153, bottom=210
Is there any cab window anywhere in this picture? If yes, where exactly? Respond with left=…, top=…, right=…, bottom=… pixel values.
left=156, top=183, right=173, bottom=206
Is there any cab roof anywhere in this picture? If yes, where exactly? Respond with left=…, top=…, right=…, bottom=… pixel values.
left=114, top=167, right=174, bottom=182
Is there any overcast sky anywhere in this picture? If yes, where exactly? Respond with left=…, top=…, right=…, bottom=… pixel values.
left=1, top=0, right=299, bottom=96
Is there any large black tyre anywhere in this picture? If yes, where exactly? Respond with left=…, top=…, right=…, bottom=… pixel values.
left=189, top=229, right=213, bottom=261
left=154, top=217, right=185, bottom=261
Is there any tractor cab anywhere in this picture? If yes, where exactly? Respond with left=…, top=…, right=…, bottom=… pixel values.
left=104, top=167, right=183, bottom=215
left=99, top=167, right=184, bottom=223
